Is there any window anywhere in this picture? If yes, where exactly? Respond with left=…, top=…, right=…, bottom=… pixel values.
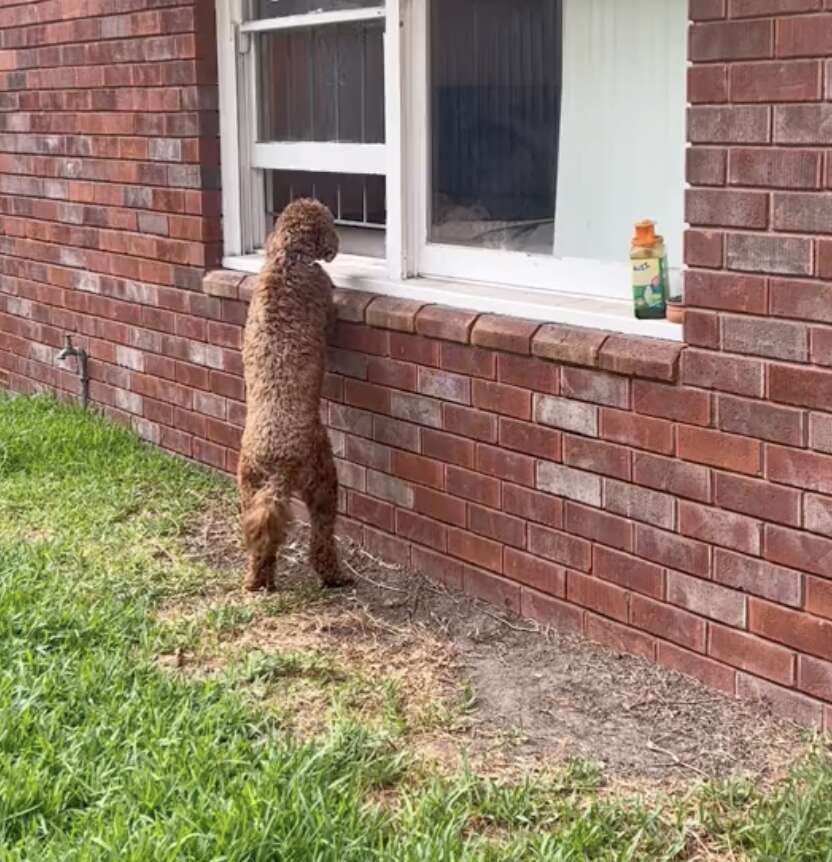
left=218, top=0, right=686, bottom=332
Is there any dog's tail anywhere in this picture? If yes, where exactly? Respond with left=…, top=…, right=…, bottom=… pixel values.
left=242, top=479, right=290, bottom=553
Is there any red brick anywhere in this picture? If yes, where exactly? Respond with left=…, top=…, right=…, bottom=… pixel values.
left=685, top=230, right=724, bottom=269
left=413, top=486, right=466, bottom=528
left=798, top=655, right=832, bottom=701
left=770, top=280, right=832, bottom=325
left=714, top=471, right=801, bottom=526
left=471, top=314, right=540, bottom=355
left=777, top=15, right=832, bottom=58
left=439, top=342, right=495, bottom=379
left=690, top=19, right=773, bottom=62
left=688, top=105, right=771, bottom=145
left=347, top=491, right=394, bottom=532
left=633, top=452, right=712, bottom=502
left=688, top=65, right=729, bottom=103
left=604, top=479, right=675, bottom=531
left=502, top=484, right=564, bottom=529
left=598, top=336, right=683, bottom=383
left=335, top=459, right=367, bottom=492
left=345, top=435, right=391, bottom=472
left=765, top=523, right=832, bottom=578
left=717, top=394, right=804, bottom=446
left=528, top=525, right=592, bottom=572
left=468, top=504, right=526, bottom=549
left=373, top=415, right=420, bottom=453
left=476, top=443, right=535, bottom=487
left=496, top=353, right=559, bottom=395
left=567, top=571, right=629, bottom=623
left=366, top=356, right=417, bottom=391
left=536, top=462, right=602, bottom=507
left=344, top=379, right=390, bottom=414
left=722, top=314, right=808, bottom=363
left=680, top=500, right=761, bottom=555
left=415, top=305, right=479, bottom=343
left=421, top=428, right=475, bottom=468
left=367, top=470, right=413, bottom=508
left=712, top=624, right=795, bottom=686
left=770, top=363, right=832, bottom=413
left=668, top=569, right=747, bottom=627
left=766, top=445, right=832, bottom=495
left=391, top=451, right=444, bottom=489
left=446, top=465, right=501, bottom=508
left=364, top=526, right=411, bottom=567
left=810, top=326, right=832, bottom=367
left=728, top=146, right=821, bottom=187
left=532, top=323, right=609, bottom=367
left=499, top=417, right=561, bottom=460
left=636, top=524, right=710, bottom=577
left=418, top=367, right=470, bottom=405
left=750, top=598, right=832, bottom=661
left=366, top=296, right=426, bottom=333
left=395, top=509, right=447, bottom=551
left=594, top=545, right=665, bottom=599
left=633, top=380, right=711, bottom=426
left=535, top=394, right=598, bottom=437
left=562, top=435, right=631, bottom=481
left=463, top=566, right=521, bottom=613
left=714, top=548, right=803, bottom=608
left=334, top=289, right=375, bottom=322
left=684, top=270, right=768, bottom=314
left=687, top=147, right=728, bottom=185
left=443, top=403, right=498, bottom=443
left=630, top=595, right=707, bottom=652
left=685, top=309, right=720, bottom=350
left=471, top=379, right=531, bottom=420
left=333, top=322, right=388, bottom=356
left=448, top=529, right=502, bottom=574
left=584, top=614, right=656, bottom=660
left=657, top=643, right=736, bottom=696
left=389, top=391, right=443, bottom=429
left=389, top=332, right=440, bottom=366
left=329, top=403, right=373, bottom=437
left=561, top=367, right=629, bottom=408
left=600, top=408, right=675, bottom=455
left=686, top=188, right=768, bottom=229
left=504, top=548, right=566, bottom=597
left=678, top=426, right=761, bottom=475
left=411, top=546, right=463, bottom=591
left=565, top=502, right=633, bottom=553
left=520, top=587, right=583, bottom=632
left=806, top=576, right=832, bottom=620
left=736, top=674, right=823, bottom=728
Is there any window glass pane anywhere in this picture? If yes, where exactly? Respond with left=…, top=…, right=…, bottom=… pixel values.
left=258, top=21, right=385, bottom=143
left=430, top=0, right=562, bottom=254
left=250, top=0, right=382, bottom=20
left=265, top=170, right=386, bottom=258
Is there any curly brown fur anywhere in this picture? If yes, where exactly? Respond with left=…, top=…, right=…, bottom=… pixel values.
left=238, top=198, right=349, bottom=591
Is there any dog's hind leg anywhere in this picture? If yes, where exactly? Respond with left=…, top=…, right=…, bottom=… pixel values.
left=301, top=431, right=350, bottom=588
left=239, top=464, right=292, bottom=592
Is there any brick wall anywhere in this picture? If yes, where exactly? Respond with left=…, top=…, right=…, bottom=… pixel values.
left=2, top=1, right=832, bottom=728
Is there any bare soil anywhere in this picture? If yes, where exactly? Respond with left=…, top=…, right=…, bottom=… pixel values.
left=163, top=503, right=807, bottom=791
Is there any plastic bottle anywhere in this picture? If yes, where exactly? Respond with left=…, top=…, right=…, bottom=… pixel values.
left=631, top=220, right=668, bottom=320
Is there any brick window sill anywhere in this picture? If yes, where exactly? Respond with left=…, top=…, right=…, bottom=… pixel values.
left=207, top=260, right=685, bottom=383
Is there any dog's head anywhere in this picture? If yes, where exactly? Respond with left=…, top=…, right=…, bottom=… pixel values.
left=267, top=198, right=339, bottom=264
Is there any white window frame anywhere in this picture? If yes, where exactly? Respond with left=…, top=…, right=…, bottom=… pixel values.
left=216, top=0, right=683, bottom=340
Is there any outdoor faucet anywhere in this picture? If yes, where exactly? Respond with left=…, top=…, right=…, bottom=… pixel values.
left=57, top=335, right=90, bottom=409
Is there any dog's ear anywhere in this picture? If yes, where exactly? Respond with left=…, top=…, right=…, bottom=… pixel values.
left=316, top=212, right=339, bottom=263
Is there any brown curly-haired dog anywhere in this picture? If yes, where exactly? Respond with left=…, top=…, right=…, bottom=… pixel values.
left=237, top=198, right=348, bottom=592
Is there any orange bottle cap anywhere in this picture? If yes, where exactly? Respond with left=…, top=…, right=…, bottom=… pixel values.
left=633, top=219, right=656, bottom=247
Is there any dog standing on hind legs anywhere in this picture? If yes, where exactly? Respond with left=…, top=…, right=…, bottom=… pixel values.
left=237, top=198, right=350, bottom=592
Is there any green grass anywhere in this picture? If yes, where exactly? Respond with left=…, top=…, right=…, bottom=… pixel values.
left=1, top=393, right=832, bottom=860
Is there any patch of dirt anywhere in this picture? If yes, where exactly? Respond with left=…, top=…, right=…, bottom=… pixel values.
left=164, top=503, right=807, bottom=790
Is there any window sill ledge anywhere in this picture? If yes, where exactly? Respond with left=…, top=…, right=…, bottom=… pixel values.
left=210, top=255, right=685, bottom=382
left=220, top=253, right=683, bottom=343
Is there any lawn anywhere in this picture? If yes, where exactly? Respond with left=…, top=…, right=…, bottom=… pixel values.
left=1, top=392, right=831, bottom=861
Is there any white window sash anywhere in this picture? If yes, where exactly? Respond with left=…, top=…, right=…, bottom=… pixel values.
left=240, top=7, right=385, bottom=34
left=253, top=142, right=386, bottom=175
